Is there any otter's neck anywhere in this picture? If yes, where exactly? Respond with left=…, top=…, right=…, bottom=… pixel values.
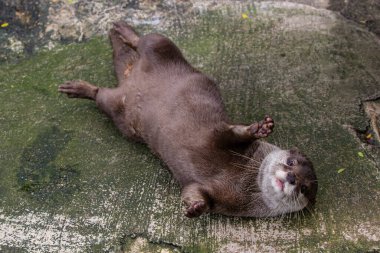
left=235, top=141, right=282, bottom=217
left=239, top=140, right=280, bottom=187
left=248, top=141, right=281, bottom=164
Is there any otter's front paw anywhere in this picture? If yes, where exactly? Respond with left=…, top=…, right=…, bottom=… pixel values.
left=249, top=116, right=274, bottom=138
left=185, top=200, right=207, bottom=218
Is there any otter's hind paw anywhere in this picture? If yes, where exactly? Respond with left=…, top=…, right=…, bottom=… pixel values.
left=113, top=21, right=140, bottom=49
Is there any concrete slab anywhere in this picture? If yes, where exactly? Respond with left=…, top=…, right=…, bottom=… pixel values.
left=0, top=1, right=379, bottom=252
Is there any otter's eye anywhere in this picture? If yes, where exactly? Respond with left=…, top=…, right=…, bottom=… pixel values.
left=300, top=185, right=307, bottom=194
left=286, top=158, right=297, bottom=166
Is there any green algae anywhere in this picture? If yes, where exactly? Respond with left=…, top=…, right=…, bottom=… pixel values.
left=17, top=126, right=80, bottom=204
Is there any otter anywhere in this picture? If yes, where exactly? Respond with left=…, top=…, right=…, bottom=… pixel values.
left=58, top=22, right=317, bottom=218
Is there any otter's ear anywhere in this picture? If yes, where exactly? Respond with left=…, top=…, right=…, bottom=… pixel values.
left=289, top=147, right=299, bottom=154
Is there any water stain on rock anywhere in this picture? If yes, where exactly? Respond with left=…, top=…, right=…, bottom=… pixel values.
left=18, top=126, right=80, bottom=203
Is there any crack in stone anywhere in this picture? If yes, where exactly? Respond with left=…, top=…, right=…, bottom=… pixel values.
left=355, top=95, right=380, bottom=146
left=119, top=232, right=184, bottom=253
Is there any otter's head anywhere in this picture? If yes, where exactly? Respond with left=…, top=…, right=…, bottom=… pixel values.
left=258, top=148, right=317, bottom=215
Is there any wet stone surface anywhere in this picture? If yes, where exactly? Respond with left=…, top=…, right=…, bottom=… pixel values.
left=0, top=1, right=380, bottom=252
left=18, top=126, right=80, bottom=204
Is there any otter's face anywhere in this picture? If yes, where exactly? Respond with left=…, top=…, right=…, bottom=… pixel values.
left=259, top=148, right=317, bottom=215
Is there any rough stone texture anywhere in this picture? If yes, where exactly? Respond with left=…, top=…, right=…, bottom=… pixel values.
left=0, top=1, right=380, bottom=252
left=329, top=0, right=380, bottom=37
left=1, top=0, right=380, bottom=63
left=0, top=0, right=196, bottom=62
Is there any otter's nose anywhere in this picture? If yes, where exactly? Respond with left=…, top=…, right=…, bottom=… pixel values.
left=286, top=172, right=296, bottom=185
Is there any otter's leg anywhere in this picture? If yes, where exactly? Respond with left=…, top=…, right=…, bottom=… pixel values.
left=58, top=80, right=124, bottom=119
left=58, top=80, right=98, bottom=99
left=109, top=27, right=139, bottom=84
left=113, top=21, right=140, bottom=50
left=216, top=116, right=274, bottom=146
left=115, top=21, right=186, bottom=67
left=231, top=116, right=274, bottom=140
left=181, top=184, right=210, bottom=218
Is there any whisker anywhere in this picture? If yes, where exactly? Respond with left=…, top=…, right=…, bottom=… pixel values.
left=231, top=162, right=258, bottom=170
left=231, top=163, right=257, bottom=173
left=229, top=150, right=263, bottom=164
left=304, top=205, right=317, bottom=220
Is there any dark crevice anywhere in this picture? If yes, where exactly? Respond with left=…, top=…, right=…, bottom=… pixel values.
left=343, top=94, right=380, bottom=147
left=360, top=95, right=380, bottom=147
left=344, top=95, right=380, bottom=147
left=362, top=94, right=380, bottom=103
left=352, top=125, right=379, bottom=147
